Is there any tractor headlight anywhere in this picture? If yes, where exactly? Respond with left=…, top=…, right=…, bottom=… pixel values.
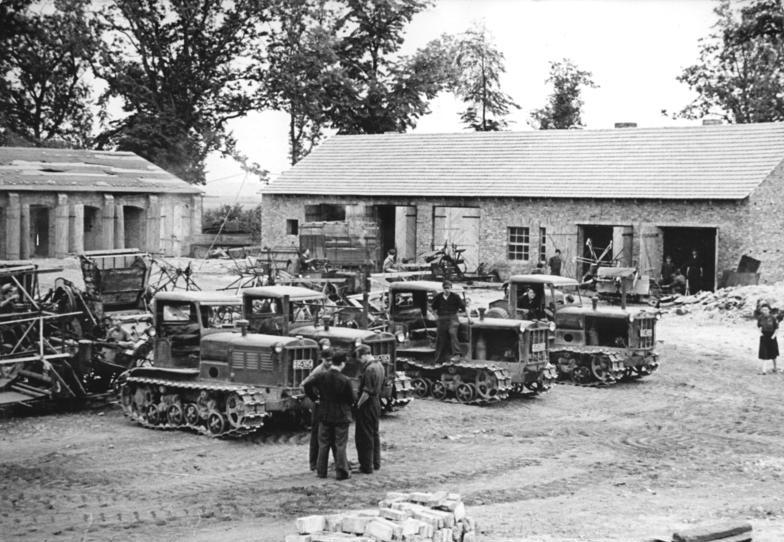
left=628, top=314, right=635, bottom=322
left=273, top=342, right=284, bottom=353
left=395, top=331, right=406, bottom=343
left=519, top=322, right=527, bottom=333
left=655, top=312, right=661, bottom=321
left=548, top=322, right=556, bottom=332
left=354, top=337, right=362, bottom=347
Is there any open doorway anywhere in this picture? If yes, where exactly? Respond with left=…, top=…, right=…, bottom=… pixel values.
left=578, top=225, right=613, bottom=279
left=84, top=206, right=102, bottom=251
left=30, top=206, right=50, bottom=257
left=661, top=227, right=717, bottom=292
left=123, top=206, right=146, bottom=250
left=376, top=205, right=396, bottom=257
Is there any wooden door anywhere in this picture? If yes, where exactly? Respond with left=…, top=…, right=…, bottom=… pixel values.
left=433, top=207, right=480, bottom=271
left=639, top=224, right=663, bottom=278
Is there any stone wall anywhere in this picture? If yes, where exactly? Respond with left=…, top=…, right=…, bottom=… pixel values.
left=262, top=183, right=783, bottom=284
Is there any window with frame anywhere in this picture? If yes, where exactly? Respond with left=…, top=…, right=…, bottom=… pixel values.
left=286, top=219, right=299, bottom=235
left=539, top=227, right=547, bottom=263
left=508, top=227, right=530, bottom=261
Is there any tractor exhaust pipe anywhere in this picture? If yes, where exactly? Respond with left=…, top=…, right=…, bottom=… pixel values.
left=478, top=307, right=486, bottom=321
left=237, top=319, right=249, bottom=336
left=591, top=297, right=598, bottom=311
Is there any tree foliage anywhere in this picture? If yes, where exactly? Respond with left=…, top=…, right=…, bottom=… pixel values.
left=94, top=0, right=269, bottom=184
left=530, top=59, right=596, bottom=130
left=258, top=0, right=345, bottom=165
left=326, top=0, right=448, bottom=134
left=202, top=203, right=261, bottom=241
left=448, top=24, right=519, bottom=131
left=677, top=0, right=784, bottom=123
left=0, top=0, right=99, bottom=147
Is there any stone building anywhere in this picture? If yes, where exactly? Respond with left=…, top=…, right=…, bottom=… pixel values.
left=261, top=122, right=784, bottom=289
left=0, top=147, right=202, bottom=259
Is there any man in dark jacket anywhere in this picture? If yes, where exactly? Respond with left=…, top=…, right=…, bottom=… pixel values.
left=431, top=280, right=466, bottom=363
left=354, top=344, right=385, bottom=474
left=301, top=339, right=333, bottom=472
left=303, top=352, right=355, bottom=480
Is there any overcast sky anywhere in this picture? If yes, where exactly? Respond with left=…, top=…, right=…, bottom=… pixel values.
left=204, top=0, right=718, bottom=200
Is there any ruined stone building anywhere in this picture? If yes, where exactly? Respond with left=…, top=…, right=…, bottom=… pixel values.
left=261, top=122, right=784, bottom=289
left=0, top=147, right=202, bottom=259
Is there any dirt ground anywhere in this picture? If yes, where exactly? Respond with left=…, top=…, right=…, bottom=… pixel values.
left=2, top=258, right=784, bottom=542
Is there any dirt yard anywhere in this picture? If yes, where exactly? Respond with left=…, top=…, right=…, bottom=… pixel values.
left=2, top=259, right=784, bottom=541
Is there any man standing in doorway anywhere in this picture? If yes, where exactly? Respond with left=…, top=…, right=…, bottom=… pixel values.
left=354, top=344, right=384, bottom=474
left=431, top=280, right=467, bottom=363
left=548, top=249, right=563, bottom=276
left=686, top=249, right=703, bottom=295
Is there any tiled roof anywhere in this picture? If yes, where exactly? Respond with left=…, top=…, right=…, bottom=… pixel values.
left=265, top=122, right=784, bottom=200
left=0, top=147, right=202, bottom=194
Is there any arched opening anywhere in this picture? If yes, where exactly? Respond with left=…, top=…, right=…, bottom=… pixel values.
left=83, top=206, right=102, bottom=250
left=30, top=205, right=50, bottom=257
left=123, top=205, right=146, bottom=250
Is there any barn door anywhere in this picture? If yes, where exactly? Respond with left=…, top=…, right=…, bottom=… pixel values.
left=612, top=226, right=634, bottom=266
left=433, top=207, right=480, bottom=271
left=395, top=206, right=417, bottom=262
left=639, top=224, right=663, bottom=278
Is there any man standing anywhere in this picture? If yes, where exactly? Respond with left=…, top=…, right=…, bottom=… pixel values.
left=548, top=249, right=562, bottom=276
left=354, top=344, right=384, bottom=474
left=431, top=280, right=466, bottom=363
left=303, top=352, right=355, bottom=480
left=686, top=249, right=703, bottom=295
left=301, top=338, right=333, bottom=472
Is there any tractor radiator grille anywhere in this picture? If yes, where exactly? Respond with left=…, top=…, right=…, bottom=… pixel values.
left=529, top=328, right=549, bottom=363
left=635, top=318, right=655, bottom=349
left=287, top=346, right=317, bottom=387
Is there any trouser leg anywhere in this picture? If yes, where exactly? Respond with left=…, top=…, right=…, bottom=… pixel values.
left=448, top=318, right=460, bottom=357
left=316, top=422, right=331, bottom=477
left=355, top=404, right=374, bottom=472
left=370, top=399, right=381, bottom=470
left=309, top=405, right=320, bottom=470
left=435, top=319, right=450, bottom=362
left=333, top=423, right=350, bottom=479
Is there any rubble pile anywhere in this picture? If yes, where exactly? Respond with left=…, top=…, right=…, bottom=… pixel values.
left=285, top=491, right=478, bottom=542
left=659, top=282, right=784, bottom=322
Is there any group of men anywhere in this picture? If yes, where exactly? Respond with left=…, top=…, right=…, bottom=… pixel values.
left=302, top=340, right=384, bottom=480
left=660, top=249, right=704, bottom=295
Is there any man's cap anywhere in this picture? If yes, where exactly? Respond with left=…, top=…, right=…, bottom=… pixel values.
left=0, top=283, right=12, bottom=293
left=355, top=344, right=372, bottom=356
left=318, top=338, right=331, bottom=349
left=760, top=301, right=771, bottom=309
left=442, top=280, right=452, bottom=288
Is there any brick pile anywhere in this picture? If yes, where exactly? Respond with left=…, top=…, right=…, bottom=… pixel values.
left=659, top=283, right=784, bottom=322
left=284, top=491, right=478, bottom=542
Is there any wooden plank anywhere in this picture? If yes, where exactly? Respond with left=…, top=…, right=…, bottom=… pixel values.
left=672, top=521, right=752, bottom=542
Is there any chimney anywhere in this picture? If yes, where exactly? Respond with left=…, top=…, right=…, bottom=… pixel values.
left=614, top=122, right=637, bottom=129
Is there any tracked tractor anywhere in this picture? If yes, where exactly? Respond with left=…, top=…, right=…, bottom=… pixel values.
left=387, top=281, right=555, bottom=404
left=241, top=285, right=413, bottom=412
left=486, top=274, right=660, bottom=385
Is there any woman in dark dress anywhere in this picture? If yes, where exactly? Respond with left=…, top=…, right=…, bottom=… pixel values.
left=757, top=302, right=779, bottom=374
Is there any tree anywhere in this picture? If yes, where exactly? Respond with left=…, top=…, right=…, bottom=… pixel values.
left=257, top=0, right=345, bottom=164
left=449, top=24, right=519, bottom=131
left=327, top=0, right=449, bottom=134
left=530, top=59, right=597, bottom=130
left=0, top=0, right=99, bottom=147
left=94, top=0, right=269, bottom=184
left=677, top=0, right=784, bottom=123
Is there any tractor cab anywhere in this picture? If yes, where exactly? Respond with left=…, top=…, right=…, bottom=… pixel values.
left=388, top=281, right=465, bottom=350
left=153, top=291, right=243, bottom=368
left=242, top=285, right=335, bottom=335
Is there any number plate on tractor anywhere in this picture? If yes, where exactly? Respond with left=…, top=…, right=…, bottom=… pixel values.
left=639, top=329, right=653, bottom=337
left=293, top=359, right=313, bottom=370
left=531, top=342, right=546, bottom=353
left=376, top=354, right=391, bottom=363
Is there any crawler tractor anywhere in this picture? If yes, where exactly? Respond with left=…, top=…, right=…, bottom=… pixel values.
left=487, top=275, right=660, bottom=385
left=119, top=321, right=317, bottom=437
left=387, top=281, right=553, bottom=404
left=241, top=286, right=413, bottom=412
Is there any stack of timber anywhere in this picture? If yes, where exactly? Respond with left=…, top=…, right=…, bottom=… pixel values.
left=285, top=491, right=478, bottom=542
